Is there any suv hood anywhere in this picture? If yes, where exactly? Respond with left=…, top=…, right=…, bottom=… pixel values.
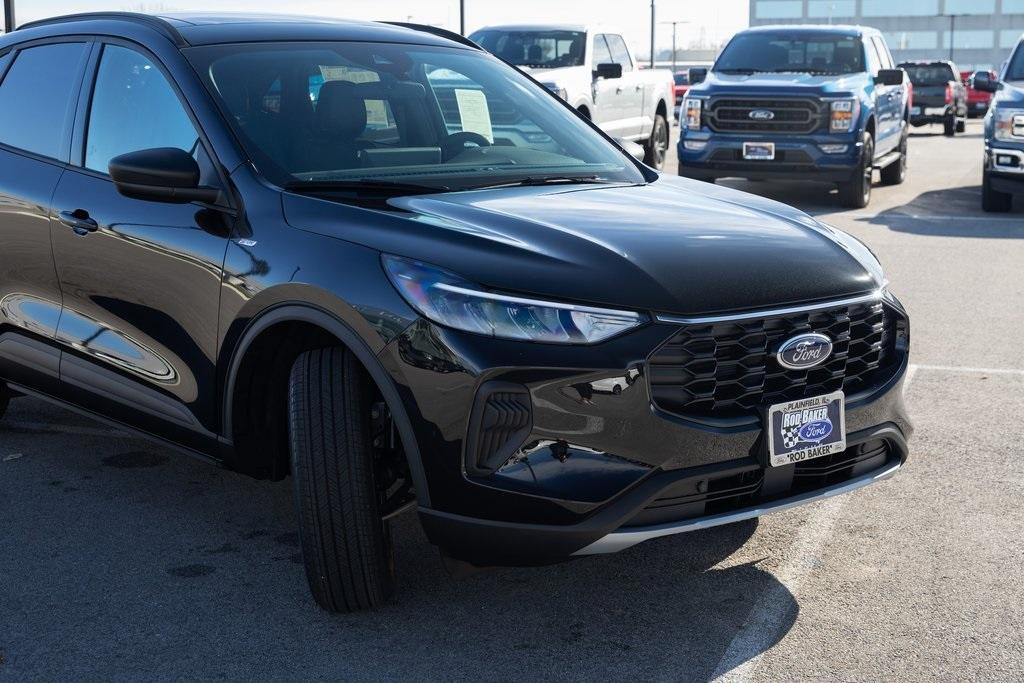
left=694, top=71, right=867, bottom=97
left=283, top=176, right=883, bottom=316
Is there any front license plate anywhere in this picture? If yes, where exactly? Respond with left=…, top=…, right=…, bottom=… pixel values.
left=766, top=391, right=846, bottom=467
left=743, top=141, right=775, bottom=160
left=910, top=106, right=921, bottom=115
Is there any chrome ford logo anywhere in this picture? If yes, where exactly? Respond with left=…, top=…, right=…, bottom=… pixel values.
left=749, top=109, right=775, bottom=120
left=777, top=333, right=833, bottom=370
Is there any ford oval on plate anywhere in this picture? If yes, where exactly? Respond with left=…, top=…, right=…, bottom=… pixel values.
left=798, top=419, right=833, bottom=442
left=777, top=333, right=833, bottom=370
left=767, top=391, right=846, bottom=467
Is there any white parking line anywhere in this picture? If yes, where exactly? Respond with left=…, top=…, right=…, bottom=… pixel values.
left=911, top=363, right=1024, bottom=376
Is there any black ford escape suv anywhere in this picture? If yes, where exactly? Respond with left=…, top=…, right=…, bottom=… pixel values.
left=0, top=13, right=912, bottom=612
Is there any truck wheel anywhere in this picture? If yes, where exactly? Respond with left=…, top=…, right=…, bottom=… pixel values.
left=982, top=169, right=1013, bottom=212
left=838, top=133, right=873, bottom=209
left=944, top=117, right=956, bottom=136
left=956, top=118, right=966, bottom=133
left=644, top=113, right=669, bottom=170
left=288, top=347, right=395, bottom=612
left=880, top=130, right=908, bottom=186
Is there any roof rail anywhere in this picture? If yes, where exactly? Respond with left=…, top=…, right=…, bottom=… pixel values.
left=16, top=12, right=188, bottom=47
left=384, top=22, right=481, bottom=50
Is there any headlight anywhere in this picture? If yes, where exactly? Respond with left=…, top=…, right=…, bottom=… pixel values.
left=993, top=108, right=1024, bottom=140
left=684, top=98, right=702, bottom=130
left=543, top=83, right=568, bottom=101
left=383, top=255, right=645, bottom=344
left=829, top=99, right=859, bottom=133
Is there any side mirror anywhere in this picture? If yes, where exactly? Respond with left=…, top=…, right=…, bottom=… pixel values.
left=973, top=72, right=1000, bottom=93
left=594, top=62, right=623, bottom=80
left=688, top=67, right=708, bottom=85
left=109, top=147, right=220, bottom=204
left=615, top=138, right=646, bottom=162
left=875, top=69, right=904, bottom=86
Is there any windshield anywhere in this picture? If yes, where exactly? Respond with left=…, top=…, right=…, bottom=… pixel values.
left=900, top=64, right=956, bottom=86
left=186, top=41, right=641, bottom=191
left=715, top=32, right=864, bottom=75
left=1006, top=43, right=1024, bottom=81
left=469, top=30, right=586, bottom=68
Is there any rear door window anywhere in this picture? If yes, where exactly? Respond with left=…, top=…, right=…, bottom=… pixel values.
left=0, top=42, right=90, bottom=160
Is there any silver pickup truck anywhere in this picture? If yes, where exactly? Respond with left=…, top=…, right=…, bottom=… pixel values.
left=470, top=24, right=675, bottom=169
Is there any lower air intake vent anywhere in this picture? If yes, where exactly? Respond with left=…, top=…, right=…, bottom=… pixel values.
left=465, top=382, right=533, bottom=475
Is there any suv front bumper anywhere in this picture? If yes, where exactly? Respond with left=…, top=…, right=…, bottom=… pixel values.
left=381, top=294, right=913, bottom=566
left=677, top=131, right=861, bottom=182
left=987, top=146, right=1024, bottom=195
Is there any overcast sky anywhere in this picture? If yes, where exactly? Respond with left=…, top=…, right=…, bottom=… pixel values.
left=20, top=0, right=749, bottom=56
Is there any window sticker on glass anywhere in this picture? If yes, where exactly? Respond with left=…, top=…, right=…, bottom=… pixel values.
left=454, top=88, right=493, bottom=142
left=365, top=100, right=390, bottom=127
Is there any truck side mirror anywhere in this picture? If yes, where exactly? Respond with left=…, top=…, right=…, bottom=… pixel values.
left=875, top=69, right=904, bottom=86
left=594, top=62, right=623, bottom=80
left=689, top=67, right=708, bottom=85
left=973, top=72, right=1000, bottom=93
left=615, top=138, right=646, bottom=162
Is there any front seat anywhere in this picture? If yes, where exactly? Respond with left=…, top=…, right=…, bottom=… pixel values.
left=299, top=80, right=368, bottom=172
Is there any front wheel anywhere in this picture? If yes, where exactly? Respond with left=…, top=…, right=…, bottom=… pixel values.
left=288, top=347, right=395, bottom=612
left=644, top=113, right=669, bottom=170
left=837, top=133, right=874, bottom=209
left=982, top=169, right=1013, bottom=212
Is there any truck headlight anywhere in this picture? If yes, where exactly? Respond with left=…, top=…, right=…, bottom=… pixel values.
left=829, top=99, right=859, bottom=133
left=383, top=256, right=645, bottom=344
left=993, top=108, right=1024, bottom=140
left=543, top=83, right=568, bottom=101
left=684, top=98, right=702, bottom=130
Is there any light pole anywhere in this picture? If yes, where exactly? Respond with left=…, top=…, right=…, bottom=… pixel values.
left=649, top=0, right=656, bottom=68
left=459, top=0, right=465, bottom=36
left=3, top=0, right=14, bottom=34
left=942, top=14, right=963, bottom=61
left=660, top=20, right=691, bottom=73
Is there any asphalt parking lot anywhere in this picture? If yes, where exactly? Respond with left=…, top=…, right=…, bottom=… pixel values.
left=2, top=119, right=1023, bottom=681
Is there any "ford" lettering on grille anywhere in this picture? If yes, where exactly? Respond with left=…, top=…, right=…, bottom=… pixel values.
left=777, top=333, right=833, bottom=370
left=749, top=109, right=775, bottom=120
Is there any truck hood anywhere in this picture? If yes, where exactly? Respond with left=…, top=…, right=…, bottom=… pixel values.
left=693, top=71, right=868, bottom=97
left=282, top=176, right=883, bottom=316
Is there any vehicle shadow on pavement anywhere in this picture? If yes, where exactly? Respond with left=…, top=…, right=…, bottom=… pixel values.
left=860, top=185, right=1024, bottom=235
left=719, top=179, right=842, bottom=214
left=0, top=398, right=798, bottom=681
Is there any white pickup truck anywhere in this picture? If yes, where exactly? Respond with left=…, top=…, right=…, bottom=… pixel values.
left=470, top=24, right=675, bottom=169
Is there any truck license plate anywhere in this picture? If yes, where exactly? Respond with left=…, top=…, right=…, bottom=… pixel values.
left=743, top=142, right=775, bottom=161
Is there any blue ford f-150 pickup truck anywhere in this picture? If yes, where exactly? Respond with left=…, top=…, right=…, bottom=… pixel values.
left=679, top=25, right=910, bottom=208
left=973, top=35, right=1024, bottom=212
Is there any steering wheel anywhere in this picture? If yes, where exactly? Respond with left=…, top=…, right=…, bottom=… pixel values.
left=442, top=131, right=491, bottom=161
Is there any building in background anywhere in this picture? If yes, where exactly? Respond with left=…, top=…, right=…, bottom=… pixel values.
left=748, top=0, right=1024, bottom=71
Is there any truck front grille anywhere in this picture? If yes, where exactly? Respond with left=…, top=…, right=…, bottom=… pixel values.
left=648, top=300, right=906, bottom=421
left=706, top=97, right=824, bottom=134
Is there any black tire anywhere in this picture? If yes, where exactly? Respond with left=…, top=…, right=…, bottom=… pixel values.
left=982, top=169, right=1013, bottom=212
left=944, top=117, right=955, bottom=136
left=288, top=347, right=394, bottom=612
left=644, top=113, right=669, bottom=170
left=0, top=384, right=9, bottom=420
left=837, top=133, right=873, bottom=209
left=880, top=129, right=908, bottom=186
left=956, top=118, right=966, bottom=133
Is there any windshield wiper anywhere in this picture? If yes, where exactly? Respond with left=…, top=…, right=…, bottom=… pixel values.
left=284, top=179, right=448, bottom=195
left=465, top=175, right=612, bottom=191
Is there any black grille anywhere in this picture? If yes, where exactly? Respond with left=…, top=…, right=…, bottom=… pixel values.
left=649, top=300, right=902, bottom=420
left=706, top=97, right=824, bottom=134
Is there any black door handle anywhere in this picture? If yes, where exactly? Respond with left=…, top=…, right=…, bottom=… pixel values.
left=58, top=210, right=98, bottom=235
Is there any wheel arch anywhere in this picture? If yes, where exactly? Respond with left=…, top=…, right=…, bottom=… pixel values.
left=222, top=303, right=430, bottom=506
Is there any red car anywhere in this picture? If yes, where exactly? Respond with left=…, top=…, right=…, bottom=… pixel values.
left=673, top=71, right=689, bottom=118
left=963, top=69, right=997, bottom=117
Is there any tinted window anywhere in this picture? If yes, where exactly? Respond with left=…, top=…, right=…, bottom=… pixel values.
left=605, top=35, right=633, bottom=71
left=716, top=32, right=865, bottom=75
left=1005, top=45, right=1024, bottom=80
left=872, top=37, right=894, bottom=69
left=865, top=39, right=883, bottom=75
left=470, top=30, right=586, bottom=68
left=899, top=63, right=957, bottom=86
left=85, top=45, right=200, bottom=174
left=0, top=43, right=89, bottom=160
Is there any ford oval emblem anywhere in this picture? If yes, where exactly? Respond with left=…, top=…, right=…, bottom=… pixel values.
left=777, top=333, right=833, bottom=370
left=749, top=109, right=775, bottom=120
left=798, top=419, right=833, bottom=443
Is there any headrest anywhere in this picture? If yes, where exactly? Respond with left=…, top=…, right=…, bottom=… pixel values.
left=528, top=44, right=544, bottom=62
left=315, top=80, right=367, bottom=138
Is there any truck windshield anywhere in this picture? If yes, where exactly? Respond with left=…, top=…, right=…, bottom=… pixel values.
left=715, top=32, right=865, bottom=75
left=901, top=64, right=956, bottom=86
left=1006, top=44, right=1024, bottom=81
left=185, top=41, right=642, bottom=192
left=469, top=30, right=586, bottom=68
